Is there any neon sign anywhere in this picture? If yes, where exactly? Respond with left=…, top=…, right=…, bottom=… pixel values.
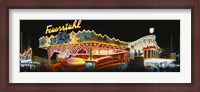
left=45, top=20, right=82, bottom=34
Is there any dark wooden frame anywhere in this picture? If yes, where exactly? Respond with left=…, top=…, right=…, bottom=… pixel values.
left=0, top=0, right=199, bottom=92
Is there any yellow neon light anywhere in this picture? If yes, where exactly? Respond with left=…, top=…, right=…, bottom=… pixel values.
left=45, top=20, right=82, bottom=34
left=74, top=29, right=128, bottom=44
left=39, top=41, right=128, bottom=49
left=39, top=29, right=128, bottom=48
left=39, top=41, right=128, bottom=48
left=69, top=32, right=80, bottom=44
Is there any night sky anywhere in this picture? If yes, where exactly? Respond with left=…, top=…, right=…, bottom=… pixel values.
left=20, top=20, right=180, bottom=57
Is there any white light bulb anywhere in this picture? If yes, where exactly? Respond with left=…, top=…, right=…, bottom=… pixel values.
left=149, top=28, right=155, bottom=34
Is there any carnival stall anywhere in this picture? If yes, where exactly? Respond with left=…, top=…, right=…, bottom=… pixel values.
left=39, top=29, right=129, bottom=71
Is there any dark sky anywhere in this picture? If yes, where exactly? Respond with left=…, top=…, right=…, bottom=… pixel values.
left=20, top=20, right=180, bottom=57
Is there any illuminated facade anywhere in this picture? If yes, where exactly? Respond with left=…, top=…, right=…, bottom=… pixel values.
left=39, top=30, right=162, bottom=65
left=39, top=30, right=129, bottom=68
left=20, top=46, right=37, bottom=71
left=128, top=35, right=161, bottom=59
left=128, top=35, right=177, bottom=71
left=20, top=46, right=32, bottom=63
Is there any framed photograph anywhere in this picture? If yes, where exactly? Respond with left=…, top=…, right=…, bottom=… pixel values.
left=1, top=0, right=199, bottom=92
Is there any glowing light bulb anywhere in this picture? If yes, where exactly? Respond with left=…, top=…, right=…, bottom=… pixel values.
left=149, top=27, right=155, bottom=34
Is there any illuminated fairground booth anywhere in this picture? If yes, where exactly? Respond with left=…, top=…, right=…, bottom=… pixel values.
left=20, top=46, right=38, bottom=71
left=39, top=30, right=129, bottom=70
left=129, top=35, right=175, bottom=71
left=129, top=35, right=161, bottom=59
left=20, top=46, right=33, bottom=64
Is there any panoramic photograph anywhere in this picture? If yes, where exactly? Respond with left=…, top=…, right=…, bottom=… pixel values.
left=20, top=20, right=180, bottom=72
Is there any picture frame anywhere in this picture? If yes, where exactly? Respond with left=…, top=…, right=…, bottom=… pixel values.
left=0, top=0, right=199, bottom=92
